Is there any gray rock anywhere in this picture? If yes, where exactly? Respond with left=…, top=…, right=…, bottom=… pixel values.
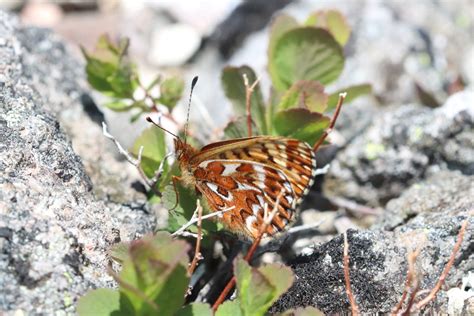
left=324, top=91, right=474, bottom=207
left=0, top=11, right=155, bottom=314
left=272, top=171, right=473, bottom=314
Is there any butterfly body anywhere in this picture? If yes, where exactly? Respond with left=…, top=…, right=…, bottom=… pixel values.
left=174, top=136, right=317, bottom=240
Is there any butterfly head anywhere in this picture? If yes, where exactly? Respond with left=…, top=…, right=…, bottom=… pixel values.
left=174, top=137, right=196, bottom=165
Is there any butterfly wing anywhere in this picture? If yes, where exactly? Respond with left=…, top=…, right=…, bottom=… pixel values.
left=190, top=137, right=317, bottom=239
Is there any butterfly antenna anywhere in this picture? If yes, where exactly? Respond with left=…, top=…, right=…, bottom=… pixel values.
left=146, top=116, right=179, bottom=139
left=184, top=76, right=199, bottom=144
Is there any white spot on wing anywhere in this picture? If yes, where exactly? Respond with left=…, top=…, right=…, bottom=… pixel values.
left=237, top=182, right=259, bottom=191
left=257, top=195, right=265, bottom=207
left=254, top=165, right=266, bottom=183
left=251, top=204, right=260, bottom=215
left=222, top=163, right=240, bottom=176
left=245, top=216, right=257, bottom=231
left=206, top=182, right=233, bottom=201
left=206, top=182, right=218, bottom=192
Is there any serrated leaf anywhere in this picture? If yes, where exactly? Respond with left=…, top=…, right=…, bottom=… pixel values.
left=131, top=126, right=168, bottom=183
left=179, top=303, right=213, bottom=316
left=278, top=80, right=328, bottom=113
left=268, top=14, right=299, bottom=63
left=305, top=10, right=351, bottom=46
left=159, top=76, right=185, bottom=109
left=279, top=306, right=325, bottom=316
left=327, top=83, right=372, bottom=110
left=223, top=116, right=258, bottom=140
left=221, top=66, right=267, bottom=135
left=269, top=27, right=344, bottom=91
left=215, top=301, right=243, bottom=316
left=162, top=183, right=198, bottom=232
left=117, top=233, right=190, bottom=315
left=235, top=258, right=294, bottom=316
left=77, top=288, right=121, bottom=316
left=274, top=108, right=330, bottom=145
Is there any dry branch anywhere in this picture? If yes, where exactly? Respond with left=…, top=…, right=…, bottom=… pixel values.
left=343, top=232, right=360, bottom=315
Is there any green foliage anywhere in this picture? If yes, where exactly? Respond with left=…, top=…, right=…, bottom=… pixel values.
left=158, top=76, right=185, bottom=110
left=222, top=66, right=267, bottom=134
left=179, top=303, right=213, bottom=316
left=215, top=258, right=294, bottom=316
left=305, top=9, right=351, bottom=46
left=82, top=34, right=184, bottom=120
left=269, top=27, right=344, bottom=90
left=77, top=289, right=123, bottom=316
left=77, top=233, right=190, bottom=316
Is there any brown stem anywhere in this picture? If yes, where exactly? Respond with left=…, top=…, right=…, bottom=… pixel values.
left=313, top=92, right=346, bottom=152
left=187, top=200, right=203, bottom=277
left=392, top=249, right=420, bottom=315
left=212, top=195, right=282, bottom=312
left=343, top=232, right=359, bottom=315
left=243, top=74, right=260, bottom=137
left=415, top=218, right=469, bottom=310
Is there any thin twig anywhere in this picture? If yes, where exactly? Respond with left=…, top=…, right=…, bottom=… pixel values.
left=171, top=206, right=235, bottom=237
left=313, top=92, right=346, bottom=151
left=102, top=122, right=164, bottom=197
left=343, top=232, right=359, bottom=315
left=287, top=220, right=324, bottom=234
left=402, top=251, right=421, bottom=315
left=188, top=200, right=204, bottom=275
left=329, top=196, right=381, bottom=216
left=242, top=73, right=260, bottom=137
left=415, top=218, right=469, bottom=310
left=212, top=193, right=283, bottom=312
left=392, top=249, right=420, bottom=315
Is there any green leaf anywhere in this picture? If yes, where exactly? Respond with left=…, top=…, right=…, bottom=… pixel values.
left=305, top=10, right=351, bottom=46
left=77, top=289, right=121, bottom=316
left=274, top=108, right=330, bottom=145
left=131, top=126, right=168, bottom=184
left=221, top=66, right=267, bottom=135
left=268, top=14, right=299, bottom=64
left=104, top=100, right=133, bottom=112
left=146, top=74, right=162, bottom=91
left=223, top=116, right=257, bottom=140
left=179, top=303, right=213, bottom=316
left=81, top=34, right=138, bottom=99
left=269, top=27, right=344, bottom=91
left=327, top=84, right=372, bottom=110
left=280, top=306, right=325, bottom=316
left=235, top=258, right=294, bottom=316
left=117, top=233, right=190, bottom=315
left=162, top=183, right=198, bottom=232
left=215, top=301, right=243, bottom=316
left=109, top=241, right=130, bottom=263
left=278, top=80, right=328, bottom=113
left=159, top=76, right=185, bottom=109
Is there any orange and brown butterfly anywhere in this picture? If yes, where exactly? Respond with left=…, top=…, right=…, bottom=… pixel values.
left=148, top=77, right=345, bottom=240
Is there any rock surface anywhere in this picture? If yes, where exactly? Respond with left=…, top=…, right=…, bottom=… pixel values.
left=324, top=91, right=474, bottom=207
left=272, top=170, right=473, bottom=314
left=0, top=12, right=155, bottom=314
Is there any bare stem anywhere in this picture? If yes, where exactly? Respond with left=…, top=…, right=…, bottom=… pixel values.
left=171, top=206, right=235, bottom=237
left=242, top=73, right=260, bottom=137
left=102, top=122, right=164, bottom=197
left=188, top=200, right=204, bottom=276
left=392, top=249, right=421, bottom=315
left=415, top=218, right=469, bottom=310
left=313, top=92, right=346, bottom=151
left=212, top=193, right=283, bottom=312
left=343, top=232, right=359, bottom=315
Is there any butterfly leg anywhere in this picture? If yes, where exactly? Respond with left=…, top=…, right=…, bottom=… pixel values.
left=170, top=175, right=182, bottom=211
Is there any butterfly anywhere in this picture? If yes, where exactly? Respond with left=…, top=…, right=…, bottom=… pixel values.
left=172, top=136, right=317, bottom=239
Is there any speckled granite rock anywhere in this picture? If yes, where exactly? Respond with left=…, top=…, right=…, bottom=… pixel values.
left=272, top=171, right=473, bottom=314
left=324, top=91, right=474, bottom=207
left=0, top=12, right=155, bottom=314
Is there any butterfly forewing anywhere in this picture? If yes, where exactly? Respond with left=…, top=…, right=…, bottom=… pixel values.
left=188, top=137, right=317, bottom=239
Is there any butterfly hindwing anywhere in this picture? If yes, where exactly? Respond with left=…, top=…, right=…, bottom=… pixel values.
left=178, top=136, right=317, bottom=239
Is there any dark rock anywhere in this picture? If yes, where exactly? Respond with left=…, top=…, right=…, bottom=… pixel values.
left=0, top=11, right=155, bottom=313
left=272, top=171, right=473, bottom=314
left=324, top=91, right=474, bottom=207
